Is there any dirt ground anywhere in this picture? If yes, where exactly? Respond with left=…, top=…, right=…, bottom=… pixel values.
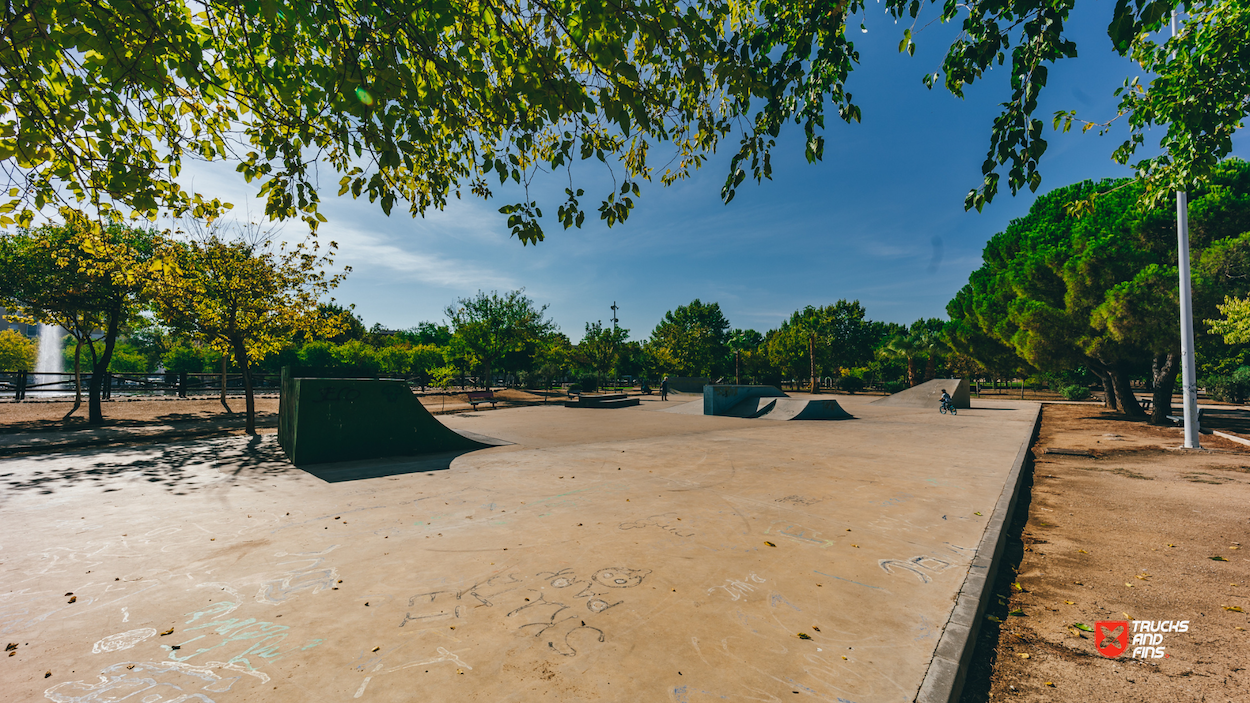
left=962, top=404, right=1250, bottom=702
left=0, top=388, right=560, bottom=434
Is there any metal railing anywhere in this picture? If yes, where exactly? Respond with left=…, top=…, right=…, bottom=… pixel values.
left=0, top=371, right=282, bottom=401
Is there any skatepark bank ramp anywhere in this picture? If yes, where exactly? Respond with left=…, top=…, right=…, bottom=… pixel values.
left=702, top=385, right=853, bottom=421
left=871, top=378, right=970, bottom=409
left=279, top=375, right=493, bottom=465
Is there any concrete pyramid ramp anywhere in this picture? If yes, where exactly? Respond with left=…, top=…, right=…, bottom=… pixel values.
left=725, top=396, right=853, bottom=420
left=871, top=378, right=970, bottom=409
left=279, top=377, right=497, bottom=465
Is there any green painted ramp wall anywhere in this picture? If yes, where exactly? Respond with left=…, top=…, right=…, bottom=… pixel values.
left=278, top=376, right=486, bottom=465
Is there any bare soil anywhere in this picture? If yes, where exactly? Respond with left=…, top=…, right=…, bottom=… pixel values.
left=962, top=404, right=1250, bottom=702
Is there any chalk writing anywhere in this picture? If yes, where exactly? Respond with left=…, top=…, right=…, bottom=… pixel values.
left=619, top=513, right=695, bottom=538
left=774, top=495, right=826, bottom=506
left=707, top=573, right=767, bottom=601
left=877, top=555, right=952, bottom=584
left=764, top=522, right=834, bottom=547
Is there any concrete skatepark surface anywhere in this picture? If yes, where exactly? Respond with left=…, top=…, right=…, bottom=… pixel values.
left=871, top=380, right=970, bottom=410
left=2, top=395, right=1037, bottom=703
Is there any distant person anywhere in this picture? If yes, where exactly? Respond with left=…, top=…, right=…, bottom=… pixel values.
left=661, top=376, right=669, bottom=401
left=640, top=380, right=652, bottom=395
left=939, top=388, right=953, bottom=413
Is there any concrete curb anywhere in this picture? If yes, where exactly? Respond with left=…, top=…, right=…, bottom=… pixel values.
left=914, top=403, right=1044, bottom=703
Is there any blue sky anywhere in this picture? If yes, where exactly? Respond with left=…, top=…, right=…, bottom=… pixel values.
left=193, top=2, right=1248, bottom=342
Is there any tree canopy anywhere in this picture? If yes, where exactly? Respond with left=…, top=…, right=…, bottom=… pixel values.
left=4, top=0, right=1241, bottom=239
left=649, top=299, right=730, bottom=378
left=947, top=158, right=1250, bottom=422
left=444, top=289, right=556, bottom=387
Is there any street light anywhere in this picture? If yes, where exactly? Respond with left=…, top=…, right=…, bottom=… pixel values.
left=1173, top=11, right=1200, bottom=449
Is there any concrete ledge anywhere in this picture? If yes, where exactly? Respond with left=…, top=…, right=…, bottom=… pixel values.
left=915, top=403, right=1043, bottom=703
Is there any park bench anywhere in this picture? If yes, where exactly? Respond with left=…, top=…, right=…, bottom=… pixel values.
left=466, top=390, right=498, bottom=410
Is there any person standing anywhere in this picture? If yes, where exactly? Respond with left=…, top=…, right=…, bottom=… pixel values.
left=661, top=376, right=669, bottom=401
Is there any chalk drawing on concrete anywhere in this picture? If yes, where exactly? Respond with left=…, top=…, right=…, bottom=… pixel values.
left=763, top=522, right=834, bottom=547
left=591, top=567, right=651, bottom=588
left=91, top=628, right=157, bottom=654
left=44, top=660, right=267, bottom=703
left=256, top=546, right=340, bottom=604
left=618, top=513, right=695, bottom=538
left=877, top=555, right=952, bottom=584
left=707, top=573, right=767, bottom=601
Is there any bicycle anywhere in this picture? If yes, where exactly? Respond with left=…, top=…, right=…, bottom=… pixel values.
left=939, top=399, right=957, bottom=415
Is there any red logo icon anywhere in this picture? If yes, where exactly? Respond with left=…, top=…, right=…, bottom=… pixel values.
left=1095, top=621, right=1129, bottom=658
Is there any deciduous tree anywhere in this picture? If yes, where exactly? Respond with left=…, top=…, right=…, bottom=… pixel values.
left=444, top=289, right=555, bottom=389
left=0, top=216, right=158, bottom=422
left=150, top=226, right=347, bottom=433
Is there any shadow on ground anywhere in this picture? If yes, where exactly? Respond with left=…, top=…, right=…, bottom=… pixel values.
left=0, top=434, right=293, bottom=496
left=297, top=449, right=476, bottom=482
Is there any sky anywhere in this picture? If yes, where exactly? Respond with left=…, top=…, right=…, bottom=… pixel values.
left=184, top=2, right=1249, bottom=343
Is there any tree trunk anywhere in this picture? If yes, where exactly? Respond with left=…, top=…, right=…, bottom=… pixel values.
left=735, top=350, right=740, bottom=385
left=87, top=309, right=122, bottom=425
left=1091, top=367, right=1117, bottom=410
left=231, top=338, right=256, bottom=434
left=924, top=354, right=935, bottom=383
left=1149, top=352, right=1180, bottom=426
left=906, top=357, right=917, bottom=386
left=808, top=335, right=818, bottom=394
left=1110, top=366, right=1145, bottom=417
left=62, top=341, right=84, bottom=421
left=220, top=354, right=232, bottom=413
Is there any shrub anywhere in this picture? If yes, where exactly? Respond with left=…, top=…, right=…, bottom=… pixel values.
left=883, top=381, right=908, bottom=394
left=1060, top=384, right=1092, bottom=401
left=1205, top=367, right=1250, bottom=403
left=578, top=374, right=599, bottom=392
left=836, top=376, right=865, bottom=394
left=566, top=383, right=582, bottom=393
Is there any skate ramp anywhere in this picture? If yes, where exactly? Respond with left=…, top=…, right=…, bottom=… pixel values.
left=872, top=378, right=971, bottom=409
left=279, top=376, right=499, bottom=465
left=703, top=384, right=786, bottom=416
left=724, top=396, right=853, bottom=420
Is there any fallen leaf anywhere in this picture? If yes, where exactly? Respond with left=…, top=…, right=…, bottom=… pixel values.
left=812, top=626, right=821, bottom=632
left=986, top=615, right=1003, bottom=623
left=1167, top=544, right=1175, bottom=547
left=1224, top=606, right=1243, bottom=613
left=160, top=628, right=174, bottom=636
left=1017, top=653, right=1030, bottom=659
left=1064, top=600, right=1075, bottom=605
left=68, top=596, right=76, bottom=603
left=1067, top=627, right=1086, bottom=638
left=764, top=541, right=776, bottom=548
left=841, top=656, right=848, bottom=660
left=851, top=544, right=859, bottom=548
left=974, top=512, right=983, bottom=516
left=1009, top=609, right=1027, bottom=617
left=1078, top=549, right=1088, bottom=554
left=1074, top=623, right=1093, bottom=632
left=797, top=633, right=812, bottom=640
left=1045, top=682, right=1055, bottom=687
left=45, top=671, right=51, bottom=678
left=126, top=664, right=134, bottom=670
left=1011, top=582, right=1024, bottom=592
left=1211, top=556, right=1229, bottom=561
left=1073, top=581, right=1083, bottom=585
left=1136, top=574, right=1149, bottom=580
left=5, top=643, right=16, bottom=651
left=372, top=646, right=381, bottom=652
left=63, top=592, right=72, bottom=597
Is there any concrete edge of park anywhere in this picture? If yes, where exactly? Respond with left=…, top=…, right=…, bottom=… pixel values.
left=914, top=403, right=1043, bottom=703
